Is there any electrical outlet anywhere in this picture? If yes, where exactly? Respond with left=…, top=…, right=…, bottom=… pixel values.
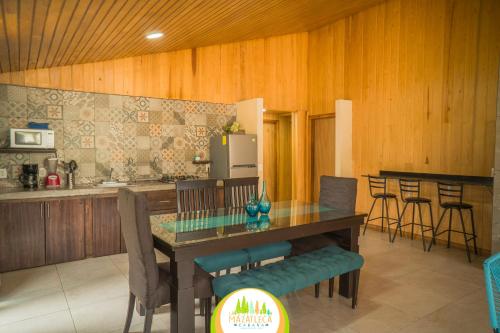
left=0, top=168, right=7, bottom=179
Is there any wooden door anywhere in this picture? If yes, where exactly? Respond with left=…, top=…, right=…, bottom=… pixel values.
left=311, top=116, right=335, bottom=202
left=93, top=196, right=122, bottom=257
left=0, top=202, right=45, bottom=272
left=263, top=121, right=278, bottom=201
left=45, top=199, right=86, bottom=264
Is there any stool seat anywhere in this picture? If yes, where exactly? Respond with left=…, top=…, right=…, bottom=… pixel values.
left=404, top=196, right=431, bottom=203
left=440, top=201, right=473, bottom=209
left=373, top=192, right=397, bottom=199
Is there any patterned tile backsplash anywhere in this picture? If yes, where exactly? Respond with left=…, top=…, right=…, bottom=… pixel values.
left=0, top=84, right=236, bottom=188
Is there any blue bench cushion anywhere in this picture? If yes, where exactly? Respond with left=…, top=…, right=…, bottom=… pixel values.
left=212, top=245, right=364, bottom=298
left=246, top=241, right=292, bottom=263
left=195, top=250, right=249, bottom=273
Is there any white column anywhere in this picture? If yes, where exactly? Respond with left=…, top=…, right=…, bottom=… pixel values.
left=335, top=100, right=353, bottom=177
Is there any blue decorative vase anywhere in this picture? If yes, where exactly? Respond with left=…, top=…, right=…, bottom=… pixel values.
left=258, top=181, right=272, bottom=214
left=258, top=214, right=270, bottom=230
left=246, top=216, right=259, bottom=231
left=245, top=194, right=260, bottom=217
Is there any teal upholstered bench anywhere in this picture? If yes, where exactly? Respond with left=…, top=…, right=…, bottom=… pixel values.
left=195, top=250, right=249, bottom=275
left=212, top=245, right=364, bottom=308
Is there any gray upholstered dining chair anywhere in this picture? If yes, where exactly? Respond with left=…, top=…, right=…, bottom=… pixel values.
left=290, top=175, right=357, bottom=297
left=118, top=188, right=213, bottom=333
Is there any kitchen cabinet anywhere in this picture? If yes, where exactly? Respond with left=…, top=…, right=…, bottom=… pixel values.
left=45, top=199, right=86, bottom=264
left=93, top=196, right=122, bottom=257
left=0, top=202, right=45, bottom=272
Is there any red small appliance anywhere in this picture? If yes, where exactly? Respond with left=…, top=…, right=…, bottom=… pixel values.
left=45, top=173, right=61, bottom=188
left=45, top=158, right=61, bottom=189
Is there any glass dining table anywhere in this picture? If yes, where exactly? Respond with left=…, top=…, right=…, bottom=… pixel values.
left=150, top=200, right=366, bottom=333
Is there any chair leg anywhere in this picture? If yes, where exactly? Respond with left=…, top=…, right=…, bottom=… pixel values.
left=428, top=208, right=447, bottom=251
left=225, top=268, right=231, bottom=275
left=447, top=208, right=453, bottom=248
left=123, top=292, right=136, bottom=333
left=428, top=202, right=436, bottom=246
left=384, top=198, right=392, bottom=242
left=200, top=298, right=205, bottom=316
left=458, top=209, right=472, bottom=263
left=328, top=278, right=334, bottom=298
left=314, top=283, right=320, bottom=298
left=241, top=265, right=247, bottom=271
left=393, top=201, right=409, bottom=242
left=363, top=198, right=378, bottom=235
left=143, top=308, right=154, bottom=333
left=215, top=271, right=221, bottom=277
left=394, top=197, right=402, bottom=238
left=352, top=270, right=360, bottom=309
left=469, top=208, right=478, bottom=255
left=380, top=198, right=386, bottom=233
left=411, top=203, right=416, bottom=240
left=417, top=203, right=427, bottom=251
left=204, top=298, right=212, bottom=333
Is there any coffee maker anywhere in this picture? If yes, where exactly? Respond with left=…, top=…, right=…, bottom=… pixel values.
left=19, top=164, right=39, bottom=190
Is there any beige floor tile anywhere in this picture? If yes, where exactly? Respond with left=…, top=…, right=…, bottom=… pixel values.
left=57, top=256, right=122, bottom=289
left=70, top=295, right=143, bottom=333
left=399, top=291, right=490, bottom=333
left=0, top=288, right=68, bottom=326
left=0, top=310, right=75, bottom=333
left=64, top=273, right=129, bottom=309
left=0, top=265, right=62, bottom=299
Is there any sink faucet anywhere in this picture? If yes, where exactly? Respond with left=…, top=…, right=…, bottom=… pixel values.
left=108, top=168, right=114, bottom=181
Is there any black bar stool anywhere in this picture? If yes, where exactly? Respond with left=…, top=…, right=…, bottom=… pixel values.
left=428, top=182, right=478, bottom=262
left=392, top=179, right=435, bottom=251
left=363, top=176, right=401, bottom=242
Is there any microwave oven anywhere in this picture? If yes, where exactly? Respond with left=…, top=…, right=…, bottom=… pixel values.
left=9, top=128, right=55, bottom=149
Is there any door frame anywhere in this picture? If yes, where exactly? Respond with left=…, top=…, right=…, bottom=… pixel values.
left=307, top=112, right=336, bottom=202
left=263, top=118, right=279, bottom=201
left=264, top=110, right=297, bottom=201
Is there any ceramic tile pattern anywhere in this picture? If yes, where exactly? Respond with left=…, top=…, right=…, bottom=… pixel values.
left=0, top=84, right=236, bottom=187
left=0, top=229, right=489, bottom=333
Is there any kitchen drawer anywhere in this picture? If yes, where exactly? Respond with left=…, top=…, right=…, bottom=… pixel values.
left=145, top=190, right=177, bottom=213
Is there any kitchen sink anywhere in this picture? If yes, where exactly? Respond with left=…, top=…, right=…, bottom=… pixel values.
left=95, top=181, right=130, bottom=188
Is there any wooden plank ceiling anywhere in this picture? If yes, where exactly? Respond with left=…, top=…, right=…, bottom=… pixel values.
left=0, top=0, right=382, bottom=73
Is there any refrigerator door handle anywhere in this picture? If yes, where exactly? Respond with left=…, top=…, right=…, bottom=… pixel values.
left=231, top=164, right=257, bottom=168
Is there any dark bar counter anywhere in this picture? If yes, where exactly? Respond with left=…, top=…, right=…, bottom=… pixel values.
left=371, top=170, right=493, bottom=187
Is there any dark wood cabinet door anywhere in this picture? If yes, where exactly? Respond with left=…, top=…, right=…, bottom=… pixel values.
left=144, top=190, right=177, bottom=214
left=0, top=202, right=45, bottom=272
left=45, top=199, right=86, bottom=264
left=93, top=196, right=121, bottom=257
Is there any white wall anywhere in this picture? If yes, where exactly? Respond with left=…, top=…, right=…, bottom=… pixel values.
left=335, top=99, right=353, bottom=177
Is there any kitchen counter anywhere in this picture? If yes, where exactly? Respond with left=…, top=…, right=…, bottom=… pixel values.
left=0, top=179, right=224, bottom=202
left=0, top=181, right=176, bottom=201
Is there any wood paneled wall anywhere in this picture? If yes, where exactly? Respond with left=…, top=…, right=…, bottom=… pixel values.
left=0, top=33, right=308, bottom=112
left=307, top=0, right=500, bottom=252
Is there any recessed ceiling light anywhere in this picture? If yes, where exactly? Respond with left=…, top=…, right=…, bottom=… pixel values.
left=146, top=32, right=164, bottom=39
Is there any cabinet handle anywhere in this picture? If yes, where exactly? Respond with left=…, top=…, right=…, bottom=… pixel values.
left=40, top=203, right=43, bottom=218
left=159, top=200, right=171, bottom=203
left=46, top=203, right=50, bottom=219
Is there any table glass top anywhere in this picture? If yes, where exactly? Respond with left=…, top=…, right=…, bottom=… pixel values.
left=150, top=201, right=359, bottom=247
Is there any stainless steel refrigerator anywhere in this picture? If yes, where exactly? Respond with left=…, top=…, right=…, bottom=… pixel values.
left=209, top=134, right=258, bottom=179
